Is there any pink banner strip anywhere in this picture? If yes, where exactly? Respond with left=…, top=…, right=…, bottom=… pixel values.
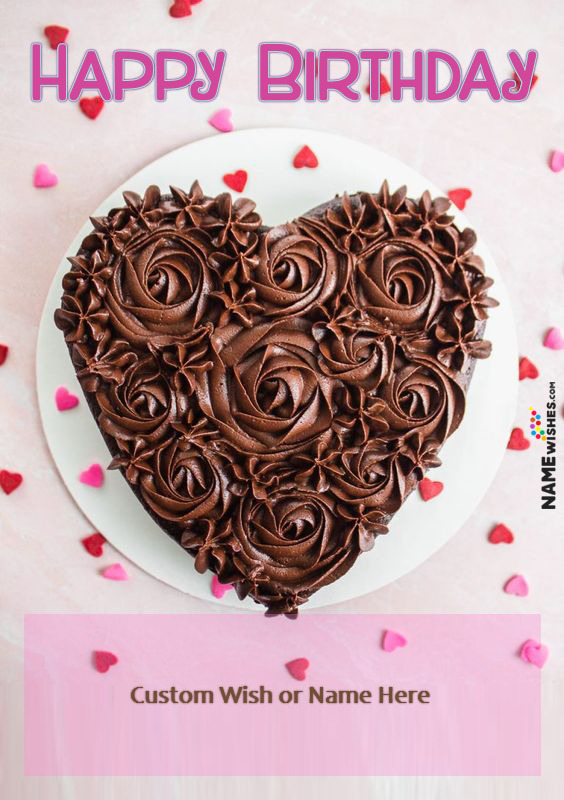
left=24, top=614, right=541, bottom=776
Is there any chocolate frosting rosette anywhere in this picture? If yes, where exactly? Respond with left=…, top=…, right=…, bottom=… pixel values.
left=230, top=490, right=360, bottom=614
left=96, top=355, right=177, bottom=449
left=251, top=222, right=340, bottom=317
left=355, top=237, right=444, bottom=334
left=55, top=181, right=497, bottom=614
left=195, top=318, right=334, bottom=458
left=138, top=438, right=232, bottom=526
left=104, top=226, right=216, bottom=346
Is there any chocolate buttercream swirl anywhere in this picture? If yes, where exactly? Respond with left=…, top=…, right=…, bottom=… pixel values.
left=377, top=353, right=465, bottom=442
left=196, top=318, right=334, bottom=457
left=313, top=315, right=395, bottom=388
left=202, top=193, right=261, bottom=249
left=324, top=191, right=387, bottom=253
left=138, top=438, right=232, bottom=525
left=96, top=356, right=176, bottom=448
left=55, top=180, right=497, bottom=615
left=71, top=334, right=138, bottom=392
left=251, top=223, right=339, bottom=317
left=329, top=442, right=410, bottom=515
left=55, top=291, right=109, bottom=343
left=105, top=227, right=216, bottom=346
left=356, top=237, right=444, bottom=333
left=231, top=490, right=359, bottom=612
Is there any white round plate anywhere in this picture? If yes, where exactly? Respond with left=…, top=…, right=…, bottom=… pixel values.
left=36, top=128, right=518, bottom=610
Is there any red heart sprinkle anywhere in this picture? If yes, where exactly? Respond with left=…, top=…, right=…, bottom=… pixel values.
left=81, top=532, right=106, bottom=557
left=447, top=188, right=472, bottom=210
left=293, top=145, right=318, bottom=169
left=365, top=74, right=391, bottom=96
left=285, top=657, right=309, bottom=681
left=79, top=96, right=104, bottom=120
left=0, top=470, right=23, bottom=495
left=507, top=427, right=530, bottom=450
left=518, top=357, right=539, bottom=380
left=93, top=650, right=118, bottom=673
left=418, top=477, right=443, bottom=501
left=488, top=523, right=514, bottom=544
left=380, top=74, right=391, bottom=94
left=512, top=71, right=538, bottom=92
left=44, top=25, right=69, bottom=49
left=169, top=0, right=192, bottom=17
left=0, top=344, right=8, bottom=366
left=223, top=170, right=248, bottom=193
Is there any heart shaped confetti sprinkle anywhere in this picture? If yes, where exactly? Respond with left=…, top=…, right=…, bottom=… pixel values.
left=93, top=650, right=119, bottom=673
left=507, top=427, right=530, bottom=450
left=208, top=108, right=233, bottom=133
left=211, top=574, right=234, bottom=598
left=0, top=344, right=8, bottom=366
left=380, top=74, right=391, bottom=94
left=519, top=639, right=548, bottom=669
left=488, top=523, right=514, bottom=544
left=549, top=150, right=564, bottom=172
left=55, top=386, right=79, bottom=411
left=79, top=96, right=104, bottom=120
left=382, top=630, right=407, bottom=652
left=33, top=164, right=58, bottom=189
left=0, top=470, right=23, bottom=495
left=504, top=574, right=529, bottom=596
left=169, top=0, right=192, bottom=17
left=223, top=170, right=248, bottom=193
left=365, top=74, right=391, bottom=96
left=447, top=188, right=472, bottom=210
left=293, top=145, right=319, bottom=169
left=44, top=25, right=69, bottom=49
left=79, top=463, right=104, bottom=488
left=101, top=563, right=128, bottom=581
left=512, top=71, right=538, bottom=92
left=543, top=327, right=564, bottom=350
left=418, top=477, right=443, bottom=501
left=285, top=657, right=309, bottom=681
left=81, top=532, right=106, bottom=557
left=518, top=357, right=538, bottom=380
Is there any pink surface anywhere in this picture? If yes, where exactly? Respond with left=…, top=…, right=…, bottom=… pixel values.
left=1, top=0, right=564, bottom=798
left=24, top=614, right=541, bottom=777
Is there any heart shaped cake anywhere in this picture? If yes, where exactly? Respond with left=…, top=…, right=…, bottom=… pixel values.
left=55, top=181, right=497, bottom=613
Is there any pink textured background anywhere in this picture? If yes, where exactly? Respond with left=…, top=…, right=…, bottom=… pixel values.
left=1, top=0, right=563, bottom=798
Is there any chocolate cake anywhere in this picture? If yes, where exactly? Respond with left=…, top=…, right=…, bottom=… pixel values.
left=55, top=181, right=497, bottom=613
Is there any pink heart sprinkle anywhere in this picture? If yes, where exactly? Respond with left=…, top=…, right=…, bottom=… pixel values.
left=382, top=629, right=407, bottom=652
left=101, top=563, right=128, bottom=581
left=285, top=657, right=309, bottom=681
left=549, top=150, right=564, bottom=172
left=79, top=463, right=104, bottom=488
left=211, top=574, right=234, bottom=598
left=504, top=574, right=529, bottom=597
left=55, top=386, right=79, bottom=411
left=93, top=650, right=119, bottom=673
left=33, top=163, right=58, bottom=188
left=520, top=639, right=549, bottom=669
left=208, top=108, right=233, bottom=133
left=543, top=327, right=564, bottom=350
